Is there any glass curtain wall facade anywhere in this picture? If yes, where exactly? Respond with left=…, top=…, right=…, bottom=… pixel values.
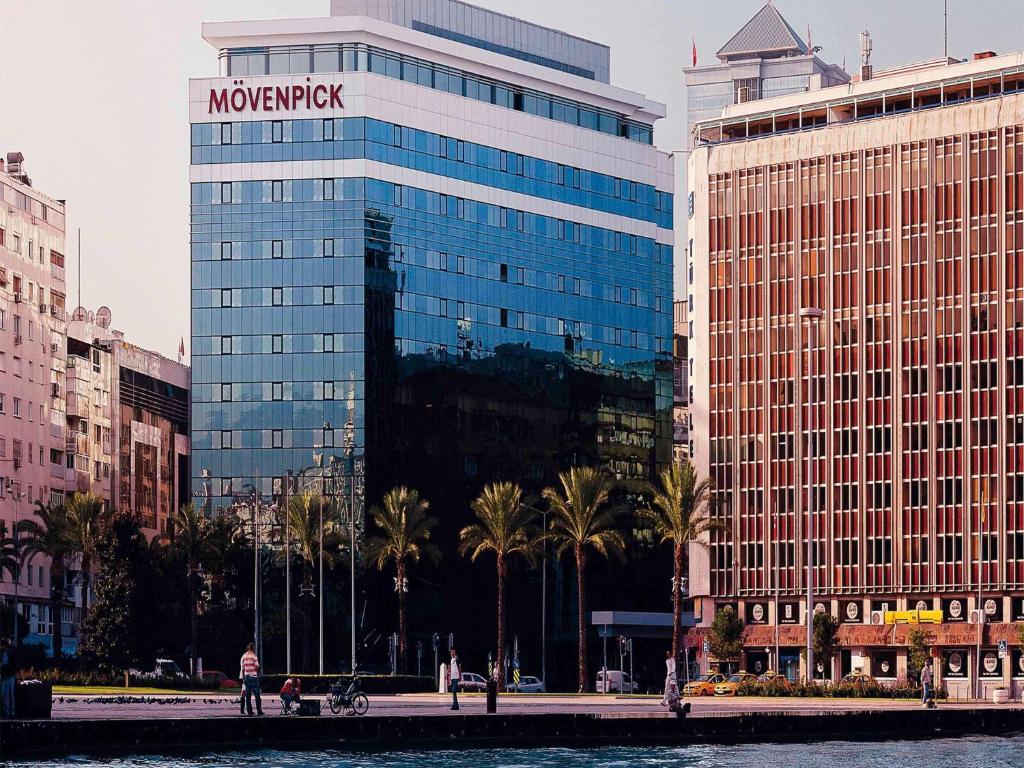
left=190, top=8, right=673, bottom=541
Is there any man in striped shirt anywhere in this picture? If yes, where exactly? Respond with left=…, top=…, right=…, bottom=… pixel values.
left=240, top=642, right=264, bottom=716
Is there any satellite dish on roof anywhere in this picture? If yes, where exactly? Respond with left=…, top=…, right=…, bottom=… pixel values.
left=96, top=306, right=112, bottom=329
left=71, top=306, right=87, bottom=321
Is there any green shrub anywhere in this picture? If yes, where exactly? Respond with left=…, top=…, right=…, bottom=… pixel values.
left=16, top=667, right=219, bottom=690
left=735, top=678, right=948, bottom=699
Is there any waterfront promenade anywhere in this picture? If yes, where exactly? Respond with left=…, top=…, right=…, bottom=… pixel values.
left=47, top=691, right=1024, bottom=720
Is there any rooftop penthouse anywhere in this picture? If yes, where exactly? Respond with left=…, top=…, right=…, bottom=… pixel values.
left=693, top=49, right=1024, bottom=146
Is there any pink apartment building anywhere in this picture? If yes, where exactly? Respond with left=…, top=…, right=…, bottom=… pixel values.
left=0, top=153, right=75, bottom=654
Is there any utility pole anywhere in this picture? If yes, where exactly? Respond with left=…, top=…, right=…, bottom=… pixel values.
left=541, top=508, right=548, bottom=686
left=319, top=494, right=325, bottom=676
left=253, top=487, right=261, bottom=661
left=285, top=477, right=291, bottom=674
left=977, top=509, right=985, bottom=700
left=801, top=308, right=823, bottom=682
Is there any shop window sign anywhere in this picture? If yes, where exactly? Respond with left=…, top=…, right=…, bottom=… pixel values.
left=839, top=600, right=861, bottom=623
left=942, top=598, right=967, bottom=623
left=745, top=602, right=768, bottom=625
left=1012, top=649, right=1024, bottom=678
left=979, top=650, right=1002, bottom=678
left=982, top=597, right=1003, bottom=622
left=944, top=649, right=968, bottom=678
left=779, top=602, right=801, bottom=625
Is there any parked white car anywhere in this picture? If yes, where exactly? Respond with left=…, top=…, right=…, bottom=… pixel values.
left=459, top=672, right=489, bottom=692
left=595, top=669, right=639, bottom=693
left=506, top=675, right=545, bottom=693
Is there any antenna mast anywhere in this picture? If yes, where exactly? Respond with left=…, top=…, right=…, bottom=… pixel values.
left=77, top=228, right=82, bottom=310
left=944, top=0, right=948, bottom=59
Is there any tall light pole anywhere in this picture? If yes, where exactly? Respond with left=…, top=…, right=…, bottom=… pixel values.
left=319, top=493, right=325, bottom=676
left=343, top=384, right=359, bottom=676
left=541, top=508, right=548, bottom=686
left=285, top=488, right=291, bottom=675
left=977, top=509, right=986, bottom=700
left=773, top=503, right=779, bottom=674
left=800, top=307, right=823, bottom=682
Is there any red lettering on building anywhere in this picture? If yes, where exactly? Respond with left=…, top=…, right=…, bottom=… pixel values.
left=206, top=81, right=344, bottom=114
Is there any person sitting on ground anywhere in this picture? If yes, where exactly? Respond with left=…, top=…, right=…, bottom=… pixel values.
left=280, top=677, right=302, bottom=712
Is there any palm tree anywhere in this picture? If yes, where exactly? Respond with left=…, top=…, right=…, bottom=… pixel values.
left=205, top=512, right=243, bottom=606
left=365, top=487, right=441, bottom=672
left=459, top=482, right=538, bottom=688
left=65, top=492, right=105, bottom=626
left=0, top=521, right=18, bottom=643
left=543, top=466, right=622, bottom=693
left=282, top=491, right=341, bottom=673
left=640, top=459, right=721, bottom=664
left=171, top=502, right=211, bottom=678
left=18, top=501, right=75, bottom=660
left=0, top=522, right=17, bottom=584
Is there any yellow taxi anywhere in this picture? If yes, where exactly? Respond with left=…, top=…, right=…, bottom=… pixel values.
left=714, top=672, right=757, bottom=696
left=682, top=673, right=725, bottom=696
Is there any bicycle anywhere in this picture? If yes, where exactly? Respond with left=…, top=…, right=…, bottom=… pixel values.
left=326, top=676, right=369, bottom=716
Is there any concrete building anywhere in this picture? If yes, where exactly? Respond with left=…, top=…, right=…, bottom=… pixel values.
left=683, top=2, right=849, bottom=129
left=67, top=309, right=190, bottom=537
left=673, top=299, right=690, bottom=461
left=0, top=152, right=75, bottom=654
left=689, top=49, right=1024, bottom=696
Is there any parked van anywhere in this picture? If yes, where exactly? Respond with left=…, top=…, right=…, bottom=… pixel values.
left=595, top=669, right=639, bottom=693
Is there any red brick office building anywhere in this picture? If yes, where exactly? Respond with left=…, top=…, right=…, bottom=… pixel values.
left=688, top=50, right=1024, bottom=697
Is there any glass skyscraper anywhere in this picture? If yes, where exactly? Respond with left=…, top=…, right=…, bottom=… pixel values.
left=189, top=0, right=673, bottom=526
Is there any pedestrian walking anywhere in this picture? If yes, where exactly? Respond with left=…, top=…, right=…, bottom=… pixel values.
left=238, top=660, right=246, bottom=715
left=0, top=640, right=15, bottom=719
left=920, top=661, right=933, bottom=708
left=240, top=642, right=264, bottom=716
left=448, top=648, right=461, bottom=711
left=662, top=650, right=679, bottom=709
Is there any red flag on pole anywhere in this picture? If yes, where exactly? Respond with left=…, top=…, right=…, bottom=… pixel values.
left=178, top=337, right=185, bottom=362
left=692, top=37, right=697, bottom=67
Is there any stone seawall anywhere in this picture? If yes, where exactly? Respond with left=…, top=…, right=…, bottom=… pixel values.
left=1, top=709, right=1022, bottom=761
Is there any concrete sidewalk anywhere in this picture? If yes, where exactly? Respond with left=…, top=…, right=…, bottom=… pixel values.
left=47, top=691, right=1024, bottom=720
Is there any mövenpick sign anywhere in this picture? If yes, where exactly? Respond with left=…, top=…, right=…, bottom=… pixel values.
left=209, top=78, right=343, bottom=114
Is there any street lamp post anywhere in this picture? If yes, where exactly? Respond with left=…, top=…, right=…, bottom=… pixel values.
left=773, top=504, right=779, bottom=673
left=347, top=451, right=360, bottom=675
left=800, top=307, right=823, bottom=682
left=541, top=508, right=548, bottom=688
left=285, top=493, right=291, bottom=675
left=319, top=492, right=325, bottom=676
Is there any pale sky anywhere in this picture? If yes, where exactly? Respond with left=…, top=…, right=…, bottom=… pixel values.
left=1, top=0, right=1021, bottom=359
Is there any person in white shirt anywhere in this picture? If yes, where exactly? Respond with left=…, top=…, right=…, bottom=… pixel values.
left=662, top=650, right=679, bottom=708
left=448, top=649, right=461, bottom=711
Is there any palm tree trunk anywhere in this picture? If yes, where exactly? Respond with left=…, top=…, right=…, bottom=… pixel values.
left=496, top=555, right=506, bottom=689
left=397, top=561, right=407, bottom=673
left=302, top=564, right=313, bottom=673
left=189, top=572, right=198, bottom=679
left=51, top=565, right=63, bottom=662
left=78, top=556, right=90, bottom=672
left=79, top=555, right=90, bottom=618
left=575, top=544, right=586, bottom=693
left=672, top=541, right=683, bottom=663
